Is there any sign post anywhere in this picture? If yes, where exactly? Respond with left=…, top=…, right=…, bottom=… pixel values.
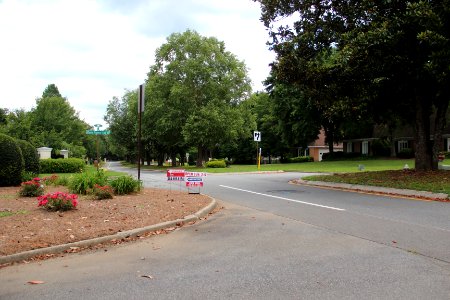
left=253, top=131, right=261, bottom=170
left=137, top=83, right=145, bottom=181
left=86, top=126, right=111, bottom=170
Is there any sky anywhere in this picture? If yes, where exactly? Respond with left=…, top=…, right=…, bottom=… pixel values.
left=0, top=0, right=275, bottom=128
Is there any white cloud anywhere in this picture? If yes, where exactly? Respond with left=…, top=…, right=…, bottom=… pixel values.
left=0, top=0, right=273, bottom=127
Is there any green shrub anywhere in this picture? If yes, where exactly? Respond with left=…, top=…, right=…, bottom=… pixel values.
left=397, top=148, right=414, bottom=159
left=40, top=158, right=85, bottom=173
left=371, top=139, right=391, bottom=157
left=443, top=151, right=450, bottom=159
left=68, top=170, right=108, bottom=195
left=205, top=160, right=227, bottom=168
left=0, top=133, right=24, bottom=186
left=55, top=175, right=69, bottom=186
left=288, top=156, right=314, bottom=163
left=16, top=139, right=40, bottom=174
left=109, top=175, right=141, bottom=195
left=21, top=171, right=36, bottom=182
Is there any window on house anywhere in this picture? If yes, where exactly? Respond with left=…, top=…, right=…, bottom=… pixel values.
left=347, top=142, right=352, bottom=153
left=362, top=141, right=369, bottom=155
left=447, top=138, right=450, bottom=151
left=398, top=140, right=409, bottom=152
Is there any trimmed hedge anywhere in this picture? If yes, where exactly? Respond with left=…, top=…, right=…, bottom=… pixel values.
left=0, top=133, right=24, bottom=186
left=322, top=151, right=365, bottom=161
left=288, top=156, right=314, bottom=163
left=397, top=148, right=414, bottom=159
left=16, top=139, right=40, bottom=174
left=40, top=158, right=85, bottom=173
left=205, top=160, right=227, bottom=168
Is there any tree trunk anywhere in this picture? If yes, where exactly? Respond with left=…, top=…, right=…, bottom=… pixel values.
left=414, top=96, right=433, bottom=171
left=324, top=127, right=335, bottom=153
left=180, top=150, right=186, bottom=166
left=171, top=152, right=177, bottom=167
left=388, top=125, right=396, bottom=157
left=157, top=153, right=164, bottom=167
left=432, top=98, right=449, bottom=169
left=196, top=145, right=204, bottom=167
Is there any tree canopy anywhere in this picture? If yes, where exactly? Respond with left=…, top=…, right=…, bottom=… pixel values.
left=1, top=84, right=97, bottom=159
left=145, top=30, right=252, bottom=166
left=255, top=0, right=450, bottom=170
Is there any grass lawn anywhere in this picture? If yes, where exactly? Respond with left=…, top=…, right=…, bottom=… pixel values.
left=303, top=170, right=450, bottom=196
left=40, top=165, right=126, bottom=178
left=125, top=158, right=416, bottom=173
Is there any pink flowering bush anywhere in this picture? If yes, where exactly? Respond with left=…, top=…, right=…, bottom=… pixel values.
left=92, top=184, right=114, bottom=200
left=37, top=192, right=78, bottom=211
left=19, top=177, right=44, bottom=197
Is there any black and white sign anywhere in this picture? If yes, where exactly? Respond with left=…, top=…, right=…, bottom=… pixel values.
left=253, top=131, right=261, bottom=142
left=138, top=83, right=145, bottom=113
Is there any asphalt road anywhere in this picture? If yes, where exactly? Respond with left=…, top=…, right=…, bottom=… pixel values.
left=1, top=162, right=449, bottom=299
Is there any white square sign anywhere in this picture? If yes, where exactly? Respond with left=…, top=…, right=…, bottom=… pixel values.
left=253, top=131, right=261, bottom=142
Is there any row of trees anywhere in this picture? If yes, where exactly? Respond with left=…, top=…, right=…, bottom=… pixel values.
left=0, top=84, right=106, bottom=159
left=106, top=30, right=319, bottom=166
left=106, top=31, right=258, bottom=167
left=254, top=0, right=450, bottom=170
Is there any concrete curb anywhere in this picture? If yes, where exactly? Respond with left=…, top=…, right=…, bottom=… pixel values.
left=292, top=179, right=449, bottom=201
left=0, top=198, right=217, bottom=265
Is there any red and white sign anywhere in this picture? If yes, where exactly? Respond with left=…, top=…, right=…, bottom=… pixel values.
left=167, top=170, right=207, bottom=187
left=185, top=172, right=207, bottom=177
left=185, top=176, right=203, bottom=187
left=186, top=181, right=203, bottom=187
left=167, top=169, right=185, bottom=181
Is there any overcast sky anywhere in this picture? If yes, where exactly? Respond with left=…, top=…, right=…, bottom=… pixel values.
left=0, top=0, right=274, bottom=128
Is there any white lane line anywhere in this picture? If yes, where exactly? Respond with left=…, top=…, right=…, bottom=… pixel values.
left=219, top=185, right=346, bottom=211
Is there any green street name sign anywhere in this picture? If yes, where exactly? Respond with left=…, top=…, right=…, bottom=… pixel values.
left=86, top=130, right=111, bottom=135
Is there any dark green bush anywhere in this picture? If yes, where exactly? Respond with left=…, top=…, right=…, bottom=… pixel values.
left=322, top=151, right=366, bottom=161
left=371, top=139, right=391, bottom=157
left=68, top=170, right=108, bottom=195
left=288, top=156, right=314, bottom=163
left=205, top=160, right=227, bottom=168
left=40, top=158, right=85, bottom=173
left=16, top=139, right=40, bottom=174
left=0, top=133, right=24, bottom=186
left=443, top=151, right=450, bottom=159
left=109, top=175, right=141, bottom=195
left=397, top=148, right=415, bottom=159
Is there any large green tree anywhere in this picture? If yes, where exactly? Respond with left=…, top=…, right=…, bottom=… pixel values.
left=104, top=92, right=138, bottom=162
left=256, top=0, right=450, bottom=170
left=146, top=30, right=252, bottom=166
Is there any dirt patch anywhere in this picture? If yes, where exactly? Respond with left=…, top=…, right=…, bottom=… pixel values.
left=0, top=186, right=212, bottom=256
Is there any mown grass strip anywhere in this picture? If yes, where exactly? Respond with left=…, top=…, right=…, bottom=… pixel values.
left=124, top=159, right=416, bottom=173
left=303, top=170, right=450, bottom=196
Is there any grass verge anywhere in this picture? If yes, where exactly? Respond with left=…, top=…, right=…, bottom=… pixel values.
left=0, top=210, right=28, bottom=218
left=303, top=170, right=450, bottom=196
left=124, top=158, right=416, bottom=173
